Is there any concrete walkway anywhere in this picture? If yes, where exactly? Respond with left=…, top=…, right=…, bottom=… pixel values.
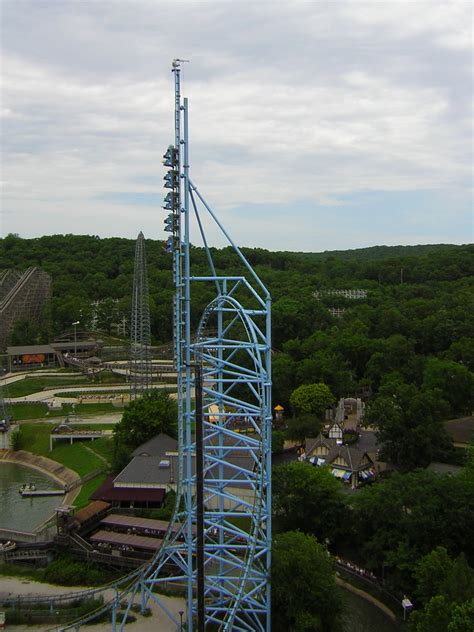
left=6, top=383, right=179, bottom=405
left=20, top=414, right=123, bottom=425
left=0, top=576, right=186, bottom=631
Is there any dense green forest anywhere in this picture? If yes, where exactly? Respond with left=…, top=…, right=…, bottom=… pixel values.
left=2, top=233, right=473, bottom=628
left=2, top=235, right=473, bottom=396
left=3, top=233, right=473, bottom=467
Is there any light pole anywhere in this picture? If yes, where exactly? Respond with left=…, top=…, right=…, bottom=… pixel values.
left=179, top=610, right=184, bottom=631
left=402, top=597, right=413, bottom=621
left=72, top=321, right=80, bottom=360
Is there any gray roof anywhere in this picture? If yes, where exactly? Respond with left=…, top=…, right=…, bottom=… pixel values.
left=116, top=452, right=255, bottom=489
left=132, top=433, right=178, bottom=457
left=356, top=430, right=379, bottom=456
left=305, top=433, right=373, bottom=472
left=7, top=345, right=56, bottom=355
left=305, top=435, right=337, bottom=455
left=114, top=457, right=175, bottom=487
left=117, top=431, right=258, bottom=490
left=325, top=444, right=372, bottom=471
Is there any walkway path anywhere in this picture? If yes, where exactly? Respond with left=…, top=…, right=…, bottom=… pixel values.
left=21, top=414, right=123, bottom=425
left=82, top=444, right=109, bottom=465
left=5, top=383, right=179, bottom=405
left=0, top=576, right=186, bottom=632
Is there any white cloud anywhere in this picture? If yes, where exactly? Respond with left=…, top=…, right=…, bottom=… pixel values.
left=0, top=0, right=472, bottom=249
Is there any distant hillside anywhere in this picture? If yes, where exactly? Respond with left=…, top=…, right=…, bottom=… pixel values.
left=0, top=233, right=472, bottom=350
left=300, top=243, right=467, bottom=260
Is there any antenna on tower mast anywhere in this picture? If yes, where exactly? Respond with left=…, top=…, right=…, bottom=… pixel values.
left=172, top=58, right=190, bottom=70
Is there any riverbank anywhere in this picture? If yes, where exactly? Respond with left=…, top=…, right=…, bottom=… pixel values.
left=337, top=577, right=399, bottom=626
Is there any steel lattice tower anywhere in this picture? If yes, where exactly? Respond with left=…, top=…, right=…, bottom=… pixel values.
left=119, top=60, right=272, bottom=632
left=129, top=231, right=152, bottom=397
left=57, top=62, right=272, bottom=632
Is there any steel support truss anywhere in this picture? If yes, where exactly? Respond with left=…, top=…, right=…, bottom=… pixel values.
left=129, top=231, right=152, bottom=397
left=133, top=59, right=272, bottom=632
left=55, top=60, right=271, bottom=632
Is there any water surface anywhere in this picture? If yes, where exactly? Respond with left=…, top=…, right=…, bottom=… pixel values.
left=0, top=462, right=63, bottom=532
left=342, top=587, right=399, bottom=632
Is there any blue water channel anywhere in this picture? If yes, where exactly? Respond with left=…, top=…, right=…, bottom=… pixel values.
left=0, top=462, right=63, bottom=532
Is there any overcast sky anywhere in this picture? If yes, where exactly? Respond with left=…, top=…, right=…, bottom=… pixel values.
left=1, top=0, right=472, bottom=252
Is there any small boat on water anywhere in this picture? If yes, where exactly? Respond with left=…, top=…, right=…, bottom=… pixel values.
left=19, top=482, right=37, bottom=493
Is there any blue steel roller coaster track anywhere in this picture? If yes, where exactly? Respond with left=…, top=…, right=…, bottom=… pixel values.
left=46, top=60, right=272, bottom=632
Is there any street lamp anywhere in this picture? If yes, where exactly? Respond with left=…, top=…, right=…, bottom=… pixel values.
left=72, top=321, right=80, bottom=359
left=179, top=610, right=184, bottom=630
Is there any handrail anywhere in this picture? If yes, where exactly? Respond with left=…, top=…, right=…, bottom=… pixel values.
left=335, top=561, right=404, bottom=615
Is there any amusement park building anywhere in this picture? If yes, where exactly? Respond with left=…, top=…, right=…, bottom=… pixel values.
left=91, top=432, right=257, bottom=510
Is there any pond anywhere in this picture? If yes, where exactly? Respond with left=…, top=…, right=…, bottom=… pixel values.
left=342, top=587, right=400, bottom=632
left=0, top=462, right=64, bottom=532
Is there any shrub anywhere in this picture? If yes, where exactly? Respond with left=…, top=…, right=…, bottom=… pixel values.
left=10, top=428, right=23, bottom=450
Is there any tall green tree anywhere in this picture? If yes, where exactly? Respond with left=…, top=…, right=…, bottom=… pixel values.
left=285, top=414, right=323, bottom=442
left=408, top=595, right=453, bottom=632
left=272, top=531, right=343, bottom=632
left=112, top=390, right=178, bottom=471
left=289, top=383, right=335, bottom=417
left=273, top=462, right=348, bottom=544
left=408, top=551, right=474, bottom=632
left=448, top=599, right=474, bottom=632
left=353, top=470, right=474, bottom=591
left=414, top=547, right=474, bottom=606
left=422, top=358, right=474, bottom=416
left=366, top=382, right=451, bottom=470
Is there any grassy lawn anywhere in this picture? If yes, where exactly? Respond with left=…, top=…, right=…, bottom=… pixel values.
left=4, top=371, right=127, bottom=398
left=86, top=436, right=115, bottom=462
left=5, top=376, right=89, bottom=398
left=9, top=402, right=122, bottom=420
left=92, top=370, right=127, bottom=384
left=72, top=402, right=124, bottom=415
left=18, top=423, right=52, bottom=453
left=17, top=423, right=108, bottom=477
left=50, top=443, right=105, bottom=477
left=9, top=403, right=64, bottom=420
left=73, top=472, right=108, bottom=509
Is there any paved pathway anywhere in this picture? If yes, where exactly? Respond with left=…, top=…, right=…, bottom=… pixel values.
left=82, top=444, right=110, bottom=465
left=15, top=414, right=122, bottom=426
left=6, top=383, right=179, bottom=405
left=0, top=576, right=186, bottom=631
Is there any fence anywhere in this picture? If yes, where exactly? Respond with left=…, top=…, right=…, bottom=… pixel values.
left=335, top=562, right=404, bottom=622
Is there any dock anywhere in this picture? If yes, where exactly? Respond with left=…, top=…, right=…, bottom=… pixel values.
left=21, top=489, right=65, bottom=497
